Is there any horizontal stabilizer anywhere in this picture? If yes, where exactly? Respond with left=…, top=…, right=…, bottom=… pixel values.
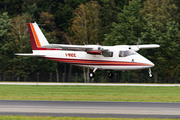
left=15, top=53, right=46, bottom=57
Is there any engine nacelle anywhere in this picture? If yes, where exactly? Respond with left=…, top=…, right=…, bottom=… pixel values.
left=86, top=50, right=102, bottom=55
left=128, top=46, right=139, bottom=51
left=114, top=45, right=140, bottom=51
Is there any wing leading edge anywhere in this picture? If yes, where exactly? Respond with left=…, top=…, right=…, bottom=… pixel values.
left=15, top=53, right=46, bottom=57
left=42, top=44, right=93, bottom=51
left=115, top=44, right=160, bottom=51
left=42, top=44, right=108, bottom=55
left=133, top=44, right=160, bottom=49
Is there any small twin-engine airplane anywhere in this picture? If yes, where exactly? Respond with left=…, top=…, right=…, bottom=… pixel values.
left=16, top=22, right=160, bottom=78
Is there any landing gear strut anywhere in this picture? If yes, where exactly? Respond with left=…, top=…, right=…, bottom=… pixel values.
left=148, top=68, right=153, bottom=78
left=107, top=71, right=113, bottom=78
left=89, top=68, right=98, bottom=78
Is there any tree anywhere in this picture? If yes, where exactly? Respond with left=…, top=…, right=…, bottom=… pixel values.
left=141, top=15, right=180, bottom=82
left=7, top=14, right=33, bottom=79
left=98, top=0, right=130, bottom=36
left=50, top=0, right=90, bottom=33
left=39, top=11, right=63, bottom=82
left=24, top=3, right=40, bottom=22
left=104, top=0, right=142, bottom=46
left=140, top=0, right=180, bottom=82
left=8, top=14, right=33, bottom=53
left=0, top=12, right=11, bottom=73
left=39, top=11, right=60, bottom=39
left=8, top=14, right=57, bottom=80
left=0, top=0, right=22, bottom=17
left=140, top=0, right=179, bottom=29
left=70, top=1, right=102, bottom=45
left=69, top=1, right=102, bottom=82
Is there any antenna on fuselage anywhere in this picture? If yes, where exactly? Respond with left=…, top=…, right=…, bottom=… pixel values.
left=137, top=38, right=141, bottom=45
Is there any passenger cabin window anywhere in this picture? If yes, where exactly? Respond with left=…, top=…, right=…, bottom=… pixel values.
left=119, top=50, right=137, bottom=57
left=103, top=51, right=113, bottom=57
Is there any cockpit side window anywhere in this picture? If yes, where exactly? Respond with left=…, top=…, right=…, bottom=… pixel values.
left=103, top=51, right=113, bottom=57
left=119, top=50, right=136, bottom=57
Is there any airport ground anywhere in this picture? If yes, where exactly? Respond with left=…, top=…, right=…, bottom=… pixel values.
left=0, top=83, right=179, bottom=102
left=1, top=116, right=180, bottom=120
left=0, top=83, right=180, bottom=119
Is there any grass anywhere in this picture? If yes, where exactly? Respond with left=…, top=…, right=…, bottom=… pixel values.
left=0, top=85, right=179, bottom=102
left=0, top=116, right=180, bottom=120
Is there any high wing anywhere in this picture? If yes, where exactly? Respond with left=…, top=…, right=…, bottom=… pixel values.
left=132, top=44, right=160, bottom=49
left=42, top=44, right=108, bottom=55
left=115, top=44, right=160, bottom=51
left=130, top=44, right=160, bottom=51
left=15, top=53, right=46, bottom=57
left=42, top=44, right=159, bottom=52
left=42, top=44, right=93, bottom=51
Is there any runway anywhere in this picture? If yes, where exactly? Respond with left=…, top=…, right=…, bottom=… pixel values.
left=0, top=100, right=180, bottom=118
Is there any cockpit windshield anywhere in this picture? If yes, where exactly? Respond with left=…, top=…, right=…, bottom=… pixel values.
left=119, top=50, right=137, bottom=57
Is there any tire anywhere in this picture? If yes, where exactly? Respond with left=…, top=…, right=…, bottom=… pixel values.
left=89, top=72, right=95, bottom=78
left=149, top=73, right=153, bottom=78
left=107, top=71, right=113, bottom=78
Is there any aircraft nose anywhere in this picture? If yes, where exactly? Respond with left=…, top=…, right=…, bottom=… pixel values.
left=145, top=58, right=154, bottom=67
left=149, top=61, right=155, bottom=67
left=138, top=56, right=155, bottom=67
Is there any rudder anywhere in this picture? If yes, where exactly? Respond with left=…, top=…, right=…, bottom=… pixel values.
left=27, top=22, right=49, bottom=50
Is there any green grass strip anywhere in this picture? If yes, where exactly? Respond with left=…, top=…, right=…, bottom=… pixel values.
left=0, top=85, right=180, bottom=102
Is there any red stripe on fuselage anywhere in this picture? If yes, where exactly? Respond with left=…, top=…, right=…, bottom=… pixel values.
left=42, top=57, right=153, bottom=66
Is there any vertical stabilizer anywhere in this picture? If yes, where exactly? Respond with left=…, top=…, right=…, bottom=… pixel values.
left=27, top=22, right=49, bottom=50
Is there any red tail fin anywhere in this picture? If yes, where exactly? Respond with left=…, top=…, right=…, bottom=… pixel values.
left=27, top=22, right=49, bottom=50
left=27, top=23, right=38, bottom=50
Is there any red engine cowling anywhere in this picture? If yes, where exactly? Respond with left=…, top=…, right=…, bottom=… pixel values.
left=86, top=50, right=102, bottom=55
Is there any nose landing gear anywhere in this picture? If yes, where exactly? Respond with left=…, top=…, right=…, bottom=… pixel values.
left=148, top=68, right=153, bottom=78
left=89, top=72, right=95, bottom=78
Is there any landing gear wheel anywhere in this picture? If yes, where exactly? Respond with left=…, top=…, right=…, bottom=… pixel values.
left=107, top=71, right=113, bottom=78
left=89, top=72, right=95, bottom=78
left=148, top=68, right=153, bottom=78
left=149, top=73, right=153, bottom=78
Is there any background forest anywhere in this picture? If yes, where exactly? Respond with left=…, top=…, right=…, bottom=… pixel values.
left=0, top=0, right=180, bottom=83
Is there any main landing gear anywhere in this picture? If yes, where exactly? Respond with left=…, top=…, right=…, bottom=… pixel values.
left=89, top=68, right=114, bottom=78
left=107, top=71, right=113, bottom=78
left=89, top=68, right=98, bottom=78
left=148, top=68, right=153, bottom=78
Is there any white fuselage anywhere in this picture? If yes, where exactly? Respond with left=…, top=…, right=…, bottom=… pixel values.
left=33, top=46, right=154, bottom=71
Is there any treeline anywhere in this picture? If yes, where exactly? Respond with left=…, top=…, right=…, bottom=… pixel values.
left=0, top=0, right=180, bottom=83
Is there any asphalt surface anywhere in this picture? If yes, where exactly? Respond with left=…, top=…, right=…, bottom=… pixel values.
left=0, top=100, right=180, bottom=118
